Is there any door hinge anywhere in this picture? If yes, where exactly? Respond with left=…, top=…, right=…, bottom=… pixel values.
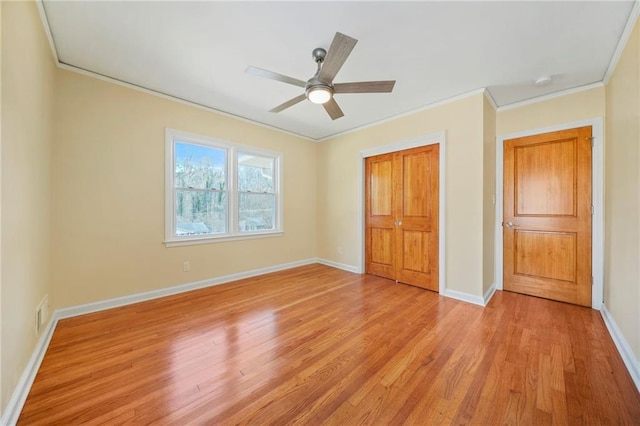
left=586, top=136, right=594, bottom=147
left=591, top=205, right=594, bottom=215
left=592, top=276, right=594, bottom=286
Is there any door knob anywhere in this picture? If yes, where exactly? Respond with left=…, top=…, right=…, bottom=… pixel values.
left=503, top=221, right=518, bottom=228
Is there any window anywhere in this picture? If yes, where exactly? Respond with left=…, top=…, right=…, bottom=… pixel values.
left=165, top=129, right=282, bottom=246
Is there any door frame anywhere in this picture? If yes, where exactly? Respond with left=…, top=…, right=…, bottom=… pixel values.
left=357, top=131, right=446, bottom=296
left=495, top=118, right=604, bottom=309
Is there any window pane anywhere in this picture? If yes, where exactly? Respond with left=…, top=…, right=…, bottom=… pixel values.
left=238, top=193, right=275, bottom=232
left=176, top=189, right=226, bottom=235
left=238, top=153, right=274, bottom=193
left=175, top=142, right=226, bottom=190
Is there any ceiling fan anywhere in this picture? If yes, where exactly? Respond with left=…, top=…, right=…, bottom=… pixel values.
left=246, top=32, right=396, bottom=120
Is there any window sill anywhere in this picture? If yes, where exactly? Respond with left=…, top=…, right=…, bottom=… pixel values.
left=164, top=230, right=284, bottom=247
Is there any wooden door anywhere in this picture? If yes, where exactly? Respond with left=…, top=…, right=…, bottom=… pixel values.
left=365, top=152, right=396, bottom=281
left=503, top=126, right=592, bottom=306
left=365, top=145, right=439, bottom=291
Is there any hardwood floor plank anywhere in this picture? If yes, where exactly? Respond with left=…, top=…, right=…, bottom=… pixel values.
left=18, top=265, right=640, bottom=424
left=537, top=353, right=553, bottom=413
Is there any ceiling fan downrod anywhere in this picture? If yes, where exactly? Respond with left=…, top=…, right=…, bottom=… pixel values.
left=306, top=47, right=332, bottom=104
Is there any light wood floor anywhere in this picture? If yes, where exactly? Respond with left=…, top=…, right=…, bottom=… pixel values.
left=19, top=264, right=640, bottom=424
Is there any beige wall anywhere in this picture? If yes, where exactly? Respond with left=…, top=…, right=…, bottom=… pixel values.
left=1, top=1, right=55, bottom=413
left=496, top=86, right=606, bottom=136
left=318, top=94, right=487, bottom=298
left=605, top=18, right=640, bottom=361
left=482, top=95, right=496, bottom=294
left=51, top=69, right=317, bottom=308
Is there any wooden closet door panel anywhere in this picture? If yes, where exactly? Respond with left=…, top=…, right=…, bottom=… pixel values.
left=396, top=145, right=439, bottom=291
left=365, top=153, right=396, bottom=280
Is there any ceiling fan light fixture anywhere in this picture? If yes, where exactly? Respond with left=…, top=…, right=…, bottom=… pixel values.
left=306, top=85, right=333, bottom=104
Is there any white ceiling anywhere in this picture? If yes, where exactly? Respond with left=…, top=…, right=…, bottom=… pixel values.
left=41, top=1, right=635, bottom=141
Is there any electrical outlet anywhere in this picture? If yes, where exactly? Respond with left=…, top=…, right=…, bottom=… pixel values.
left=35, top=309, right=42, bottom=335
left=35, top=294, right=48, bottom=334
left=183, top=261, right=190, bottom=272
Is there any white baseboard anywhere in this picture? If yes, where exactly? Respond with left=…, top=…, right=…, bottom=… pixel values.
left=483, top=283, right=497, bottom=306
left=444, top=289, right=486, bottom=306
left=600, top=304, right=640, bottom=393
left=443, top=281, right=497, bottom=307
left=57, top=258, right=317, bottom=319
left=0, top=313, right=59, bottom=426
left=315, top=258, right=359, bottom=274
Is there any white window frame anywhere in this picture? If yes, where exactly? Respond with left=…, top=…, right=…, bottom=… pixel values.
left=164, top=128, right=283, bottom=247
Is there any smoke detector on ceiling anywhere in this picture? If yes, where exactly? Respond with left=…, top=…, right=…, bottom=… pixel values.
left=534, top=76, right=553, bottom=87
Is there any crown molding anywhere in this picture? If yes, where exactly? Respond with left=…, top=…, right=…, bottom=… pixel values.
left=36, top=0, right=59, bottom=63
left=603, top=0, right=640, bottom=84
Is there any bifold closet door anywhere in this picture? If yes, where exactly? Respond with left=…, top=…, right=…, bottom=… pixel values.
left=365, top=144, right=439, bottom=292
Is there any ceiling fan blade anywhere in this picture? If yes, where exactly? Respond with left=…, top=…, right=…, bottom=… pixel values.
left=323, top=98, right=344, bottom=120
left=318, top=32, right=358, bottom=84
left=246, top=66, right=306, bottom=88
left=269, top=94, right=306, bottom=113
left=333, top=81, right=396, bottom=94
